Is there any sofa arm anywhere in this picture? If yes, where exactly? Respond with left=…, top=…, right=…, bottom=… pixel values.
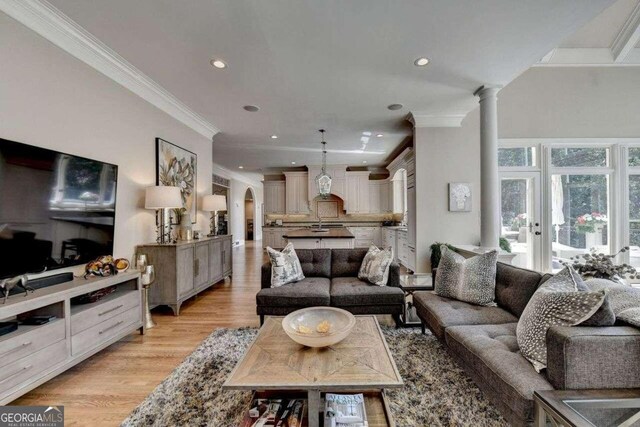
left=387, top=263, right=401, bottom=287
left=261, top=263, right=271, bottom=289
left=546, top=325, right=640, bottom=390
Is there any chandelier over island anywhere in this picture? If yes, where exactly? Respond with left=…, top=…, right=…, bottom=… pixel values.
left=315, top=129, right=332, bottom=199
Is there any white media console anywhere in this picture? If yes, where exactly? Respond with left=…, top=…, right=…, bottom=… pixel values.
left=0, top=271, right=143, bottom=404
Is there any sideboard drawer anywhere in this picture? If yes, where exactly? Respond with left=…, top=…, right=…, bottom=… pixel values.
left=71, top=290, right=140, bottom=336
left=0, top=340, right=67, bottom=394
left=0, top=320, right=65, bottom=363
left=71, top=306, right=140, bottom=356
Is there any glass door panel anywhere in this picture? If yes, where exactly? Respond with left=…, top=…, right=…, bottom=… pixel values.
left=500, top=172, right=541, bottom=270
left=550, top=174, right=609, bottom=271
left=629, top=175, right=640, bottom=268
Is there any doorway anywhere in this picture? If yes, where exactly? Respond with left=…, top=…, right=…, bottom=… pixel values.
left=245, top=188, right=254, bottom=241
left=500, top=171, right=542, bottom=270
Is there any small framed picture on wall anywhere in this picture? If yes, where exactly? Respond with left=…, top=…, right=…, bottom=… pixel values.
left=449, top=182, right=472, bottom=212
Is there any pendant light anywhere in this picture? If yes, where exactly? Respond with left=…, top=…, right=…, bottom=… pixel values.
left=315, top=129, right=332, bottom=199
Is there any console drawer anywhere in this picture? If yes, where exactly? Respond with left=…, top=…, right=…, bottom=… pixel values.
left=0, top=320, right=65, bottom=363
left=71, top=290, right=139, bottom=335
left=71, top=306, right=140, bottom=356
left=0, top=340, right=67, bottom=394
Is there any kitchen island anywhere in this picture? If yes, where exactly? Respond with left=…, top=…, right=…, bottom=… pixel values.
left=284, top=227, right=355, bottom=249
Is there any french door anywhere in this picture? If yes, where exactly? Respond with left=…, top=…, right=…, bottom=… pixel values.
left=500, top=171, right=543, bottom=271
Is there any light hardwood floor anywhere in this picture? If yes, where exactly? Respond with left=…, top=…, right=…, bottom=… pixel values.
left=13, top=241, right=265, bottom=426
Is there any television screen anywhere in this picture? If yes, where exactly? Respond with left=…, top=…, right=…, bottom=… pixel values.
left=0, top=138, right=117, bottom=279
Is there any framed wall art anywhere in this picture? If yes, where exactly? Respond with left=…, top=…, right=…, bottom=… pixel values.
left=156, top=138, right=197, bottom=223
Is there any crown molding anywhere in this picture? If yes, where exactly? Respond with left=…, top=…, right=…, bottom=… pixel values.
left=0, top=0, right=219, bottom=139
left=211, top=163, right=264, bottom=188
left=407, top=112, right=466, bottom=128
left=612, top=0, right=640, bottom=63
left=534, top=47, right=640, bottom=67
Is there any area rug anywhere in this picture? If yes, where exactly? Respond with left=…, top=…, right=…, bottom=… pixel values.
left=121, top=327, right=507, bottom=427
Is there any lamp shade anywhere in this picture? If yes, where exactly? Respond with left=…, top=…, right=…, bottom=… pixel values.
left=145, top=186, right=183, bottom=209
left=202, top=194, right=227, bottom=211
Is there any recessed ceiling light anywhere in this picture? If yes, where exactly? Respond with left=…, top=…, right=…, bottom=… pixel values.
left=270, top=135, right=278, bottom=139
left=414, top=57, right=430, bottom=66
left=291, top=161, right=296, bottom=165
left=210, top=59, right=227, bottom=69
left=387, top=103, right=403, bottom=111
left=243, top=105, right=260, bottom=112
left=362, top=161, right=368, bottom=164
left=376, top=134, right=383, bottom=138
left=238, top=166, right=244, bottom=169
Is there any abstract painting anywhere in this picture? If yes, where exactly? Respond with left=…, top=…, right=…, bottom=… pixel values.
left=156, top=138, right=197, bottom=222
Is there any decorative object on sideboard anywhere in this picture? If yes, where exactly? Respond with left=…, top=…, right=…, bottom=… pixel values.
left=315, top=129, right=332, bottom=199
left=562, top=247, right=637, bottom=284
left=83, top=255, right=118, bottom=278
left=156, top=138, right=197, bottom=222
left=0, top=275, right=34, bottom=304
left=175, top=209, right=193, bottom=241
left=141, top=265, right=157, bottom=330
left=448, top=182, right=472, bottom=212
left=145, top=185, right=183, bottom=243
left=115, top=258, right=130, bottom=272
left=202, top=194, right=228, bottom=236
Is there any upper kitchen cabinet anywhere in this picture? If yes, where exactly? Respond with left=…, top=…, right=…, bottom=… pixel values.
left=307, top=165, right=347, bottom=201
left=369, top=180, right=390, bottom=214
left=345, top=171, right=371, bottom=214
left=263, top=181, right=286, bottom=214
left=283, top=172, right=310, bottom=214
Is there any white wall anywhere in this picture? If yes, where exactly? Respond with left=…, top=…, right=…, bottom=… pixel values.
left=413, top=111, right=482, bottom=272
left=499, top=67, right=640, bottom=137
left=0, top=12, right=213, bottom=262
left=211, top=163, right=264, bottom=246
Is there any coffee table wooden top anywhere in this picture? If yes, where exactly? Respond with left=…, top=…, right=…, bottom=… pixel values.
left=223, top=315, right=403, bottom=391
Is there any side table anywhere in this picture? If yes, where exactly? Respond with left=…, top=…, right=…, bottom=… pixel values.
left=398, top=274, right=433, bottom=327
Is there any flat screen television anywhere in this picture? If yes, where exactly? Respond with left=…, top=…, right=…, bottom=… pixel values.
left=0, top=138, right=117, bottom=279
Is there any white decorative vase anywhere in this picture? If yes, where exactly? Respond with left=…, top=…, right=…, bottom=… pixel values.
left=585, top=228, right=603, bottom=249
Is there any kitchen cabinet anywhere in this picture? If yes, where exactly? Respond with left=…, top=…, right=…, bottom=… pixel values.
left=368, top=181, right=390, bottom=214
left=347, top=226, right=381, bottom=248
left=262, top=228, right=288, bottom=249
left=345, top=171, right=371, bottom=214
left=284, top=172, right=309, bottom=214
left=397, top=229, right=408, bottom=266
left=263, top=181, right=285, bottom=214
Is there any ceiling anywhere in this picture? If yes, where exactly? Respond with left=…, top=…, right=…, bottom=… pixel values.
left=47, top=0, right=615, bottom=172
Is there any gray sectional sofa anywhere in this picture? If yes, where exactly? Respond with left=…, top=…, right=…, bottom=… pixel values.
left=257, top=248, right=404, bottom=324
left=414, top=262, right=640, bottom=426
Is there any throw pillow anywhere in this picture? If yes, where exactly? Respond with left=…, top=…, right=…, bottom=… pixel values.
left=266, top=243, right=305, bottom=288
left=573, top=274, right=615, bottom=326
left=516, top=267, right=606, bottom=372
left=358, top=245, right=394, bottom=286
left=583, top=278, right=640, bottom=328
left=434, top=245, right=498, bottom=306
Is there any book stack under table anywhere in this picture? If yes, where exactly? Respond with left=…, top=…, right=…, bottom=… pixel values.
left=224, top=316, right=402, bottom=427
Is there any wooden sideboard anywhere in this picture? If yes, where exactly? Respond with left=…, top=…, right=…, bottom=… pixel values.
left=137, top=235, right=232, bottom=315
left=0, top=271, right=143, bottom=404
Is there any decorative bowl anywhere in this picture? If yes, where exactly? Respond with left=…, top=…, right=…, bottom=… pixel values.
left=282, top=307, right=356, bottom=348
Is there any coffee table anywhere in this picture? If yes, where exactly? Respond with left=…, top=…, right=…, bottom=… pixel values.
left=223, top=315, right=403, bottom=427
left=534, top=389, right=640, bottom=427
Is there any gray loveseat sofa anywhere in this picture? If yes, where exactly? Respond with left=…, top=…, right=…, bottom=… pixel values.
left=257, top=248, right=404, bottom=324
left=414, top=262, right=640, bottom=427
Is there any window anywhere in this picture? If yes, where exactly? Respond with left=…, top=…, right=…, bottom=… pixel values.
left=498, top=147, right=535, bottom=167
left=629, top=147, right=640, bottom=167
left=629, top=175, right=640, bottom=268
left=551, top=147, right=609, bottom=167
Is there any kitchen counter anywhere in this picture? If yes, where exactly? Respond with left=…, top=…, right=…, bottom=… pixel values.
left=285, top=227, right=355, bottom=239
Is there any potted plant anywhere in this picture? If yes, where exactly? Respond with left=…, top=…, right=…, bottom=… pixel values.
left=562, top=247, right=636, bottom=284
left=575, top=212, right=607, bottom=248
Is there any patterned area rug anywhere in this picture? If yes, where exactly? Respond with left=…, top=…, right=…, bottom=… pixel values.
left=122, top=327, right=507, bottom=427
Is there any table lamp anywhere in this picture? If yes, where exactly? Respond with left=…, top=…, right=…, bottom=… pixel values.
left=202, top=194, right=227, bottom=236
left=145, top=186, right=182, bottom=243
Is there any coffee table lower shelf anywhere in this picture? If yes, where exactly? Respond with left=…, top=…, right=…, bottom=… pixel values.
left=242, top=390, right=395, bottom=427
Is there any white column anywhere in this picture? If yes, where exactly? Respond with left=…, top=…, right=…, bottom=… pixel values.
left=474, top=85, right=502, bottom=249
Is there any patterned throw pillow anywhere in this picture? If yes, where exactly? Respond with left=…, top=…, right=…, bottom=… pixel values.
left=434, top=246, right=498, bottom=306
left=266, top=243, right=305, bottom=288
left=516, top=267, right=606, bottom=372
left=358, top=245, right=394, bottom=286
left=582, top=278, right=640, bottom=328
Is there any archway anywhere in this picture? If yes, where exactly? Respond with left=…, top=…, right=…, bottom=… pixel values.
left=244, top=187, right=255, bottom=241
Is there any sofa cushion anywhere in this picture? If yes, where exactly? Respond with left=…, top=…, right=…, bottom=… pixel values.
left=256, top=277, right=330, bottom=307
left=413, top=291, right=517, bottom=340
left=331, top=249, right=369, bottom=277
left=295, top=249, right=332, bottom=278
left=445, top=323, right=554, bottom=423
left=495, top=262, right=544, bottom=317
left=358, top=245, right=394, bottom=286
left=330, top=277, right=404, bottom=307
left=266, top=243, right=305, bottom=287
